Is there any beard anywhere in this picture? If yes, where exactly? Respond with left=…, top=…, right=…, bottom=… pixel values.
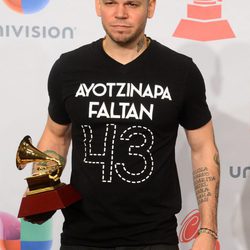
left=102, top=21, right=147, bottom=46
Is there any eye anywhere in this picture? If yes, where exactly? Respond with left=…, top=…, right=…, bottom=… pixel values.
left=104, top=0, right=116, bottom=5
left=126, top=1, right=140, bottom=7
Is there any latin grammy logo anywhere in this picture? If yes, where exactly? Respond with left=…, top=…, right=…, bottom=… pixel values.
left=179, top=210, right=221, bottom=249
left=173, top=0, right=235, bottom=41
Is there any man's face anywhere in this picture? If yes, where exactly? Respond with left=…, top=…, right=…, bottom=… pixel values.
left=95, top=0, right=156, bottom=45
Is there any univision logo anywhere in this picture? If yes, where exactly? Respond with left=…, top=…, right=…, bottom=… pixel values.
left=0, top=212, right=53, bottom=250
left=230, top=166, right=250, bottom=178
left=1, top=1, right=76, bottom=39
left=0, top=25, right=75, bottom=39
left=3, top=0, right=49, bottom=14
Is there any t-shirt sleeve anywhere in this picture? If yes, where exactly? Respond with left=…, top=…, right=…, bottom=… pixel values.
left=179, top=61, right=211, bottom=130
left=48, top=57, right=71, bottom=125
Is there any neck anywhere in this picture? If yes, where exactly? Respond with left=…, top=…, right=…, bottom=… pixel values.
left=102, top=35, right=150, bottom=65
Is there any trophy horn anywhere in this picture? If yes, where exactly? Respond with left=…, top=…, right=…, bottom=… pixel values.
left=16, top=135, right=61, bottom=170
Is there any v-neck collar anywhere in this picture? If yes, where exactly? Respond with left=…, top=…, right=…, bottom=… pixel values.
left=95, top=38, right=153, bottom=68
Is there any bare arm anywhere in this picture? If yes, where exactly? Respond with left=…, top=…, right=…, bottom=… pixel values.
left=33, top=115, right=72, bottom=173
left=185, top=120, right=220, bottom=249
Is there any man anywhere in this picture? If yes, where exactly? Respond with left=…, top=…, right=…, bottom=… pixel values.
left=32, top=0, right=220, bottom=249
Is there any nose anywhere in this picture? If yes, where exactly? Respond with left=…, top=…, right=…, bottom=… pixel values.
left=115, top=4, right=128, bottom=19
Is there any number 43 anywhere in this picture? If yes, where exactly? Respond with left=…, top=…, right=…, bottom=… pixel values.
left=81, top=124, right=155, bottom=184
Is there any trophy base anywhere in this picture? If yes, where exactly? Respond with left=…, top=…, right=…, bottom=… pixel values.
left=18, top=184, right=81, bottom=218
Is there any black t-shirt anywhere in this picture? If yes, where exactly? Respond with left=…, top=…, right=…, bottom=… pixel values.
left=48, top=38, right=211, bottom=247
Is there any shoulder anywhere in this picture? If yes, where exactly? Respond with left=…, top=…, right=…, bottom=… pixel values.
left=149, top=39, right=193, bottom=68
left=55, top=39, right=102, bottom=68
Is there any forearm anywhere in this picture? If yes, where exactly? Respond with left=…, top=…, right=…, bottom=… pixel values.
left=32, top=116, right=71, bottom=174
left=37, top=127, right=71, bottom=160
left=192, top=146, right=220, bottom=233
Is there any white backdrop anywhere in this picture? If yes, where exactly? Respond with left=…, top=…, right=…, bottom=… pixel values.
left=0, top=0, right=250, bottom=249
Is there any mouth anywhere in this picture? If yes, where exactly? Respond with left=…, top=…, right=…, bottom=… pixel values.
left=111, top=25, right=132, bottom=33
left=111, top=24, right=132, bottom=29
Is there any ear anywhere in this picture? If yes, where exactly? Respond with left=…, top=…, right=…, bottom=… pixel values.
left=147, top=0, right=156, bottom=19
left=95, top=0, right=101, bottom=17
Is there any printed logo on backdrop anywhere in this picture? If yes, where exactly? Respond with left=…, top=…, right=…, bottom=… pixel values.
left=3, top=0, right=49, bottom=14
left=0, top=211, right=20, bottom=250
left=230, top=166, right=250, bottom=178
left=21, top=218, right=52, bottom=250
left=0, top=0, right=75, bottom=39
left=0, top=211, right=52, bottom=250
left=173, top=0, right=235, bottom=41
left=179, top=209, right=220, bottom=249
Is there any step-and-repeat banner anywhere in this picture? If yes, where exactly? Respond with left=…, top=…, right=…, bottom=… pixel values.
left=0, top=1, right=249, bottom=249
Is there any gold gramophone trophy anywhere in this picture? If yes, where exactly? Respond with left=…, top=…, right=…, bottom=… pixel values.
left=16, top=135, right=81, bottom=218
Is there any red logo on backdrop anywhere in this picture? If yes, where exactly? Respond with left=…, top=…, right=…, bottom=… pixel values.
left=179, top=209, right=200, bottom=243
left=173, top=0, right=235, bottom=41
left=179, top=209, right=220, bottom=249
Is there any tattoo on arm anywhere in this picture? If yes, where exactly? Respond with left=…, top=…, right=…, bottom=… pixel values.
left=33, top=150, right=66, bottom=173
left=43, top=150, right=66, bottom=166
left=214, top=153, right=220, bottom=202
left=214, top=153, right=220, bottom=167
left=193, top=167, right=216, bottom=205
left=215, top=181, right=220, bottom=203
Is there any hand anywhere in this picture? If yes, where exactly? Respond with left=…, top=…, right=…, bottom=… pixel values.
left=192, top=233, right=217, bottom=250
left=24, top=210, right=56, bottom=224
